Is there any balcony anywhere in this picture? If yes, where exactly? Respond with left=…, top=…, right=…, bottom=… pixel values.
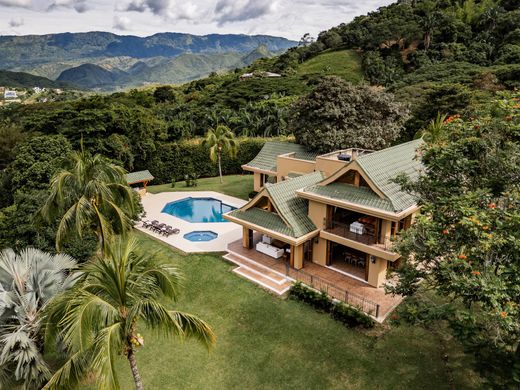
left=324, top=219, right=394, bottom=253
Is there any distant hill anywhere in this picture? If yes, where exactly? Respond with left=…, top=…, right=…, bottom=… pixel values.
left=57, top=64, right=120, bottom=89
left=0, top=31, right=294, bottom=90
left=56, top=47, right=282, bottom=89
left=0, top=70, right=69, bottom=89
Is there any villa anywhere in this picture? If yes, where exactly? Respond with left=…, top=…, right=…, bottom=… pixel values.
left=225, top=139, right=423, bottom=291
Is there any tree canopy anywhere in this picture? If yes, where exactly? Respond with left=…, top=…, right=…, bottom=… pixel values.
left=289, top=76, right=409, bottom=153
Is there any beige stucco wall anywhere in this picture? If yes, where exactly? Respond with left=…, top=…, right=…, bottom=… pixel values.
left=253, top=173, right=263, bottom=192
left=367, top=257, right=387, bottom=287
left=276, top=156, right=316, bottom=182
left=309, top=201, right=328, bottom=266
left=315, top=157, right=348, bottom=177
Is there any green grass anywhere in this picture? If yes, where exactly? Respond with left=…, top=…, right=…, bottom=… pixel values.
left=297, top=49, right=363, bottom=83
left=106, top=232, right=482, bottom=390
left=147, top=174, right=254, bottom=200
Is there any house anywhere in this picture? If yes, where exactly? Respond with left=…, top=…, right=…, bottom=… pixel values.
left=225, top=139, right=423, bottom=289
left=239, top=71, right=282, bottom=81
left=4, top=90, right=18, bottom=99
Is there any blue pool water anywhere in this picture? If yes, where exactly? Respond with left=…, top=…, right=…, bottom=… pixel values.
left=161, top=197, right=236, bottom=223
left=184, top=231, right=218, bottom=242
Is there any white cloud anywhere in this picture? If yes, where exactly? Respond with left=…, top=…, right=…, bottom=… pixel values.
left=214, top=0, right=278, bottom=26
left=0, top=0, right=31, bottom=8
left=0, top=0, right=396, bottom=40
left=113, top=14, right=131, bottom=30
left=8, top=17, right=24, bottom=27
left=47, top=0, right=90, bottom=13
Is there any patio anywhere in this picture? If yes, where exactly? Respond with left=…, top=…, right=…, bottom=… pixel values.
left=226, top=235, right=402, bottom=321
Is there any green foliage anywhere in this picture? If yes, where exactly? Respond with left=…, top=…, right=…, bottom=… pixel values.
left=290, top=76, right=409, bottom=153
left=0, top=247, right=77, bottom=389
left=147, top=137, right=265, bottom=184
left=44, top=237, right=215, bottom=389
left=289, top=282, right=374, bottom=328
left=388, top=92, right=520, bottom=387
left=39, top=149, right=138, bottom=254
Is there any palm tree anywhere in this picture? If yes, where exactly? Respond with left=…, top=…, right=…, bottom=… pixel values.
left=202, top=125, right=238, bottom=184
left=43, top=237, right=215, bottom=390
left=416, top=113, right=448, bottom=144
left=0, top=248, right=77, bottom=390
left=39, top=148, right=136, bottom=256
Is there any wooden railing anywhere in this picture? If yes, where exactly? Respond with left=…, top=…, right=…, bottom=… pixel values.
left=284, top=263, right=380, bottom=318
left=325, top=219, right=394, bottom=252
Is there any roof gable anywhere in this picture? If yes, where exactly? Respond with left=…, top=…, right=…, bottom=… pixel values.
left=228, top=171, right=324, bottom=238
left=355, top=139, right=423, bottom=212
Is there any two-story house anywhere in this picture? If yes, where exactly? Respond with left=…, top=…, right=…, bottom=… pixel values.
left=225, top=139, right=423, bottom=288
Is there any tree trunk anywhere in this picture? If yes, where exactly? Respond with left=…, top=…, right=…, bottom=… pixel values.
left=218, top=152, right=223, bottom=184
left=424, top=32, right=431, bottom=50
left=127, top=347, right=144, bottom=390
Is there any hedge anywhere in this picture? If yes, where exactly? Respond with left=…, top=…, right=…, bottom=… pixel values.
left=289, top=282, right=374, bottom=328
left=143, top=137, right=267, bottom=184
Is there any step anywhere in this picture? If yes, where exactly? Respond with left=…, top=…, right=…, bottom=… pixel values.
left=224, top=252, right=290, bottom=284
left=223, top=253, right=288, bottom=285
left=233, top=266, right=292, bottom=295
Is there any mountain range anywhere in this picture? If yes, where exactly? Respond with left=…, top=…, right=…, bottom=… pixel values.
left=0, top=32, right=296, bottom=90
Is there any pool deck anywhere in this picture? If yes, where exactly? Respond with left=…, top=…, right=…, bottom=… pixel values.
left=136, top=191, right=247, bottom=253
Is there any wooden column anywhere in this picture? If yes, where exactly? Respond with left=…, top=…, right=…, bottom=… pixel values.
left=242, top=227, right=252, bottom=249
left=292, top=244, right=304, bottom=269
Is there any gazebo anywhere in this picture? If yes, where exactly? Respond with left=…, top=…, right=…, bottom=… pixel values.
left=125, top=170, right=154, bottom=196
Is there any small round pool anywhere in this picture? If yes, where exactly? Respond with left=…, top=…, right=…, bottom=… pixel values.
left=184, top=231, right=218, bottom=242
left=162, top=197, right=235, bottom=223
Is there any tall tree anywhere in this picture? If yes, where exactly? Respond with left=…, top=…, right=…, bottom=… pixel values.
left=44, top=237, right=215, bottom=390
left=388, top=92, right=520, bottom=387
left=0, top=248, right=77, bottom=390
left=39, top=148, right=136, bottom=256
left=202, top=125, right=237, bottom=184
left=289, top=76, right=409, bottom=153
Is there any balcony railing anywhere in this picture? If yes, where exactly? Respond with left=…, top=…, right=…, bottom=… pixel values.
left=325, top=219, right=394, bottom=252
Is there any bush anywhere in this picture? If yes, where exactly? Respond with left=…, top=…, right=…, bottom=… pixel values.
left=331, top=302, right=375, bottom=328
left=289, top=282, right=374, bottom=328
left=248, top=191, right=258, bottom=199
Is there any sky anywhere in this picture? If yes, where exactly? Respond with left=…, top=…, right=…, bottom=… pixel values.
left=0, top=0, right=394, bottom=40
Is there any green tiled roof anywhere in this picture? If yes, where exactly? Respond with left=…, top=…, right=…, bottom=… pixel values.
left=125, top=170, right=154, bottom=184
left=229, top=171, right=324, bottom=238
left=228, top=207, right=294, bottom=237
left=243, top=141, right=317, bottom=172
left=355, top=139, right=423, bottom=212
left=302, top=139, right=423, bottom=213
left=304, top=183, right=395, bottom=212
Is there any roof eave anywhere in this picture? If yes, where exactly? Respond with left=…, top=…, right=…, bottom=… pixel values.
left=296, top=190, right=420, bottom=221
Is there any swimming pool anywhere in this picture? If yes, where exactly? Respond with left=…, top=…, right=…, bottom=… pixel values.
left=184, top=231, right=218, bottom=242
left=161, top=197, right=236, bottom=223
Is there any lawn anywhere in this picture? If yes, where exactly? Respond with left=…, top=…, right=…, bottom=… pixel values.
left=147, top=174, right=254, bottom=200
left=297, top=49, right=363, bottom=84
left=108, top=232, right=482, bottom=389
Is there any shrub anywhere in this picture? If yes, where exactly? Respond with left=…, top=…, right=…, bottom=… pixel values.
left=289, top=282, right=374, bottom=328
left=331, top=302, right=375, bottom=328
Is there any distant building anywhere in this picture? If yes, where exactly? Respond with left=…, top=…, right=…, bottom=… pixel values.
left=33, top=87, right=46, bottom=94
left=4, top=90, right=17, bottom=99
left=240, top=71, right=282, bottom=81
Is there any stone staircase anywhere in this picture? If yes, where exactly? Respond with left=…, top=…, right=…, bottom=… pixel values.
left=223, top=252, right=292, bottom=295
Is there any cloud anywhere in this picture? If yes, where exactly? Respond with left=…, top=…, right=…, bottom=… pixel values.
left=124, top=0, right=170, bottom=16
left=214, top=0, right=278, bottom=26
left=113, top=14, right=131, bottom=30
left=0, top=0, right=31, bottom=8
left=47, top=0, right=90, bottom=13
left=8, top=17, right=24, bottom=27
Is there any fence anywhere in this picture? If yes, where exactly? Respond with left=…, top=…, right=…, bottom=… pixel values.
left=284, top=263, right=380, bottom=318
